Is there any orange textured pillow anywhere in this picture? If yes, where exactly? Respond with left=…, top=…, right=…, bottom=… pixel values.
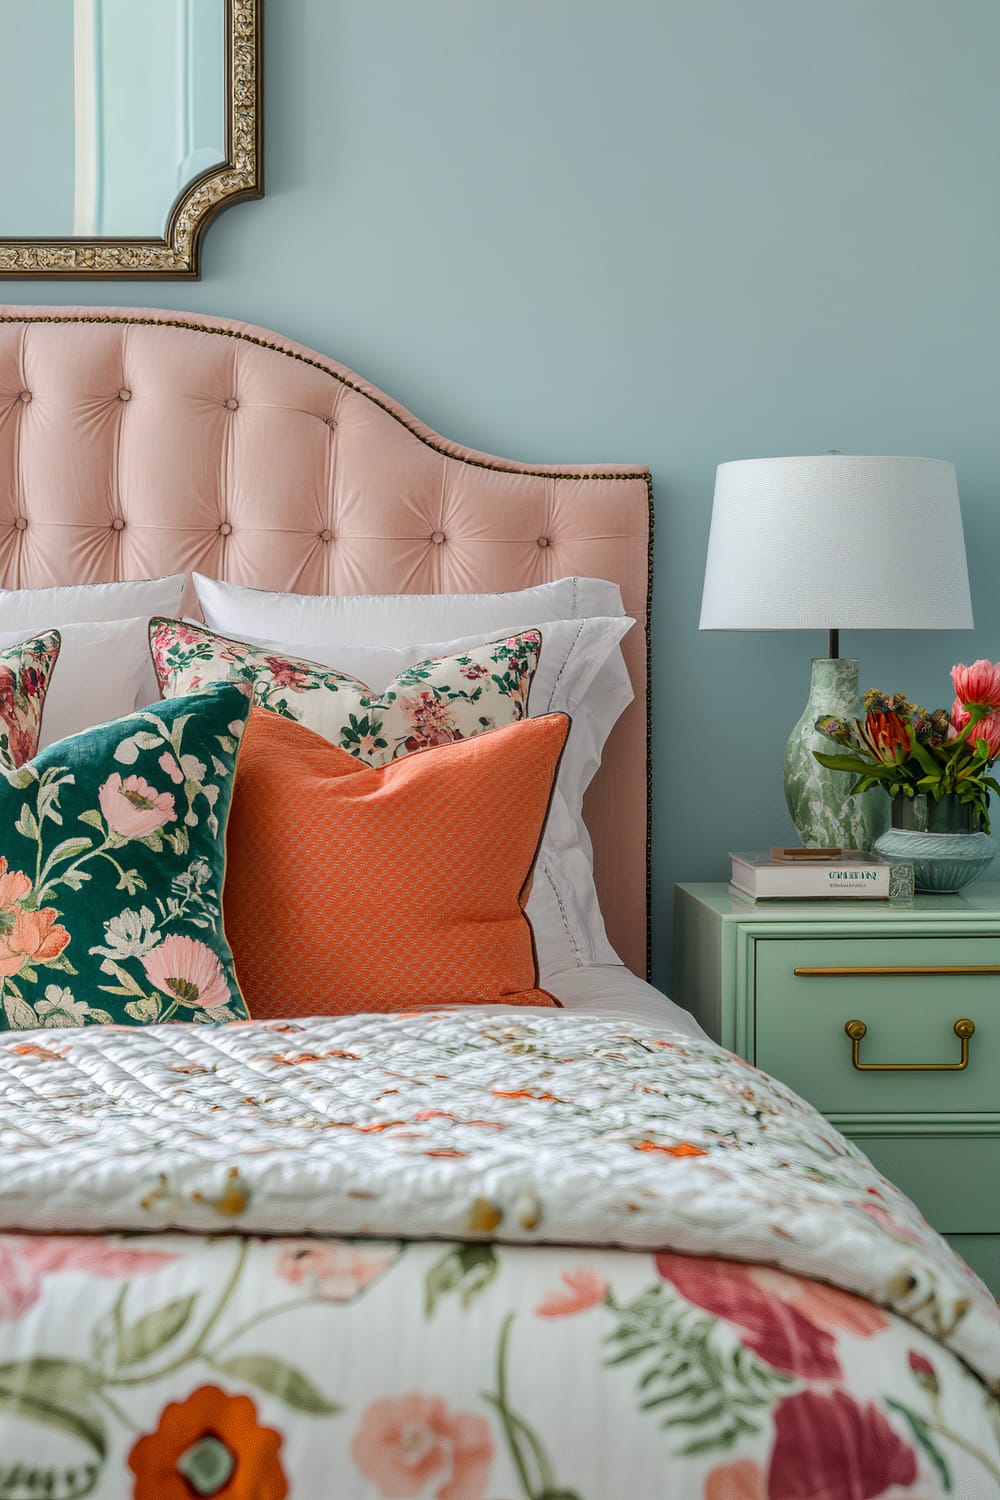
left=224, top=707, right=569, bottom=1016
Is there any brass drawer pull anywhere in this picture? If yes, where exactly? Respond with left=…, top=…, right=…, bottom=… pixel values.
left=795, top=965, right=1000, bottom=977
left=844, top=1017, right=975, bottom=1071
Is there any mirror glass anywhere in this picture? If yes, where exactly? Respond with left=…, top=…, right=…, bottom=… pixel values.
left=0, top=0, right=225, bottom=238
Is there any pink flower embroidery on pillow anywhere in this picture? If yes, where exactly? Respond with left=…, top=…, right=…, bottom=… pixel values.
left=141, top=935, right=231, bottom=1013
left=99, top=774, right=177, bottom=839
left=398, top=691, right=462, bottom=752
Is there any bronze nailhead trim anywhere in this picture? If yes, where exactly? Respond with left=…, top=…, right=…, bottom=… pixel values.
left=0, top=314, right=650, bottom=486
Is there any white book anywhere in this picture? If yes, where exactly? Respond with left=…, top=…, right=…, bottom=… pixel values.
left=729, top=850, right=891, bottom=899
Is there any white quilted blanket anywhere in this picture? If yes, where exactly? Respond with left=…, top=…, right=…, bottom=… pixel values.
left=2, top=1011, right=999, bottom=1389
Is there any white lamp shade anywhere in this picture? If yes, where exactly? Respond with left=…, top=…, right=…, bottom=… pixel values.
left=699, top=454, right=974, bottom=631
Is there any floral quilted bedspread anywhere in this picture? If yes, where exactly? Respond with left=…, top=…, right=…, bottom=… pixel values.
left=2, top=1233, right=999, bottom=1500
left=1, top=1011, right=999, bottom=1499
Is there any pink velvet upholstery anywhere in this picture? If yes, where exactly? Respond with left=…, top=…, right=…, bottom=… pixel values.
left=0, top=307, right=651, bottom=975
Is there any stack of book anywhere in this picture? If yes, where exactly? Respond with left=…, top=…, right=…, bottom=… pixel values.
left=729, top=848, right=892, bottom=900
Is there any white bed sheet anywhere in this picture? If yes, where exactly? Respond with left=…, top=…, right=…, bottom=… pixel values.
left=531, top=963, right=708, bottom=1037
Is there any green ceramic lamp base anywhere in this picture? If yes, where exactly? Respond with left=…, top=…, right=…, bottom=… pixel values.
left=783, top=657, right=888, bottom=851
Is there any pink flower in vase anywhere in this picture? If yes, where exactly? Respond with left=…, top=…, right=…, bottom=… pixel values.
left=951, top=658, right=1000, bottom=711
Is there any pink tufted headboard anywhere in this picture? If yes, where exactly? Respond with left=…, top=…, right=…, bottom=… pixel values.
left=0, top=307, right=651, bottom=976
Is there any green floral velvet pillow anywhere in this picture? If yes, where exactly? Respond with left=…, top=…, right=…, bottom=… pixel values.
left=0, top=682, right=252, bottom=1031
left=0, top=630, right=61, bottom=769
left=149, top=618, right=541, bottom=764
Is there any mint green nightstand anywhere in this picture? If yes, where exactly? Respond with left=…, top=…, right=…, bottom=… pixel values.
left=674, top=882, right=1000, bottom=1292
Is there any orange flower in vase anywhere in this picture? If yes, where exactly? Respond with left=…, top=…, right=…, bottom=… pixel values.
left=859, top=709, right=910, bottom=764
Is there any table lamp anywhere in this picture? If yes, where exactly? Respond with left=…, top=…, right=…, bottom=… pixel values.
left=699, top=454, right=974, bottom=849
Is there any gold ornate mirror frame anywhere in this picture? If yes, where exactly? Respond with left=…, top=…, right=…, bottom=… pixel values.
left=0, top=0, right=262, bottom=280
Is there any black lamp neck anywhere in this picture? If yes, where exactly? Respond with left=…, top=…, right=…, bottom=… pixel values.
left=828, top=629, right=839, bottom=660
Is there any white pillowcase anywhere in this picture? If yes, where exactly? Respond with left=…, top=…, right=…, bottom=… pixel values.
left=0, top=575, right=186, bottom=725
left=0, top=619, right=153, bottom=749
left=0, top=575, right=185, bottom=629
left=211, top=606, right=635, bottom=978
left=193, top=573, right=625, bottom=645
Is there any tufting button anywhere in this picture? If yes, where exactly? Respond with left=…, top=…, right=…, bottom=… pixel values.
left=118, top=388, right=131, bottom=402
left=18, top=390, right=31, bottom=404
left=225, top=398, right=239, bottom=411
left=111, top=517, right=125, bottom=532
left=13, top=516, right=27, bottom=531
left=319, top=528, right=333, bottom=543
left=326, top=416, right=337, bottom=430
left=430, top=530, right=445, bottom=544
left=537, top=536, right=550, bottom=548
left=219, top=521, right=232, bottom=536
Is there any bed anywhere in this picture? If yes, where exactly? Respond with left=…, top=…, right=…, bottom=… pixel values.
left=0, top=306, right=998, bottom=1500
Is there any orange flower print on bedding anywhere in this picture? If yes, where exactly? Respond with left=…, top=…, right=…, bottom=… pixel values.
left=128, top=1384, right=288, bottom=1500
left=535, top=1266, right=609, bottom=1317
left=703, top=1458, right=766, bottom=1500
left=634, top=1138, right=708, bottom=1157
left=351, top=1394, right=493, bottom=1500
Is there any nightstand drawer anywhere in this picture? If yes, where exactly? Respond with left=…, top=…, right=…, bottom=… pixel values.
left=754, top=936, right=1000, bottom=1115
left=858, top=1135, right=1000, bottom=1232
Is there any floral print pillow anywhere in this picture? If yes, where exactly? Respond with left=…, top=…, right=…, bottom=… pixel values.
left=0, top=682, right=252, bottom=1031
left=149, top=618, right=541, bottom=766
left=0, top=629, right=61, bottom=770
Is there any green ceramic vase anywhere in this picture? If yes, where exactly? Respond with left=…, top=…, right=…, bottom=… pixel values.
left=783, top=658, right=888, bottom=851
left=874, top=794, right=995, bottom=893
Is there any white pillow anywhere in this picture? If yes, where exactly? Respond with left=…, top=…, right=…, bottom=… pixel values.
left=213, top=612, right=635, bottom=977
left=0, top=619, right=153, bottom=749
left=0, top=575, right=185, bottom=628
left=193, top=573, right=626, bottom=644
left=0, top=575, right=186, bottom=716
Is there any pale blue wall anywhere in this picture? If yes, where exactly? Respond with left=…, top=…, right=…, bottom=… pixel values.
left=3, top=0, right=1000, bottom=988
